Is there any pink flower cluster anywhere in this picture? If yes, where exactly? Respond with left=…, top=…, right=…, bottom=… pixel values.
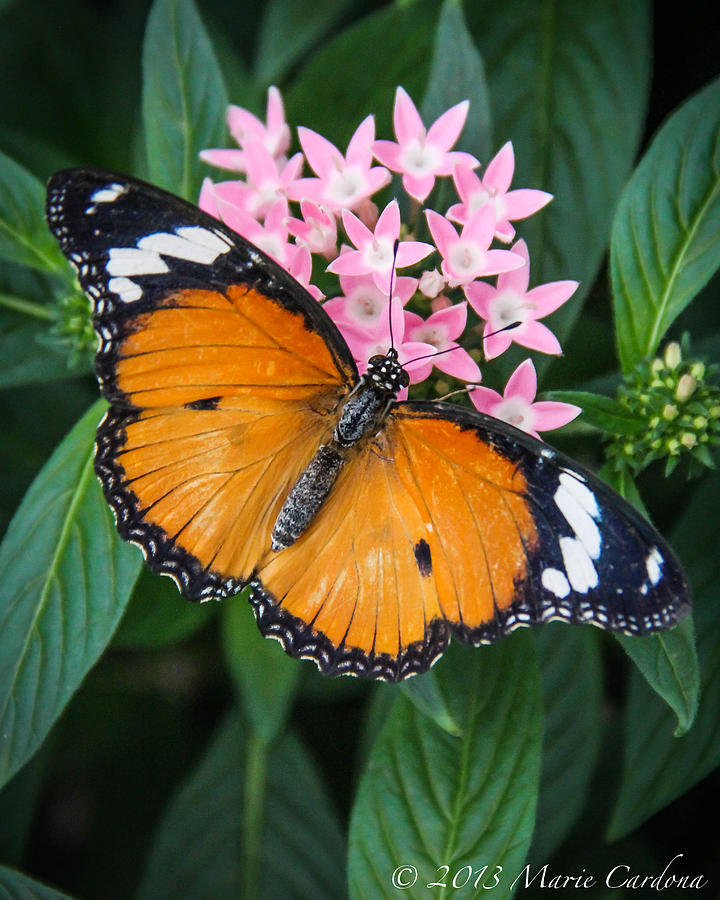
left=199, top=86, right=580, bottom=438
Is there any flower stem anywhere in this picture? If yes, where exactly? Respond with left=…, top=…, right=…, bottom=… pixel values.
left=242, top=730, right=268, bottom=899
left=0, top=292, right=55, bottom=321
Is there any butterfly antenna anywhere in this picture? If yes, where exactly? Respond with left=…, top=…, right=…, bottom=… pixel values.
left=406, top=320, right=522, bottom=367
left=388, top=239, right=400, bottom=351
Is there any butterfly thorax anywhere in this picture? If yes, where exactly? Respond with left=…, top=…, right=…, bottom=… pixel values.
left=271, top=349, right=409, bottom=551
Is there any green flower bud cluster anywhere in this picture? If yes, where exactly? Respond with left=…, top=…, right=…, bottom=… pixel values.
left=51, top=287, right=96, bottom=366
left=608, top=342, right=720, bottom=476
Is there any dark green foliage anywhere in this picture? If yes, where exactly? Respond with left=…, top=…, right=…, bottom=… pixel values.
left=0, top=1, right=717, bottom=897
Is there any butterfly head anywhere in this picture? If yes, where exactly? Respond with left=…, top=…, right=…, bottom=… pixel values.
left=366, top=348, right=410, bottom=395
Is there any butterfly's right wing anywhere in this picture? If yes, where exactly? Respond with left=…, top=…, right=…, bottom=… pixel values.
left=47, top=168, right=358, bottom=599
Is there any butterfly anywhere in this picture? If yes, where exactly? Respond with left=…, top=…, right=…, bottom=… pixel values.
left=46, top=169, right=691, bottom=681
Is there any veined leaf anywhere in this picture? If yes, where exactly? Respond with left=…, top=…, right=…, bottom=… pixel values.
left=348, top=635, right=542, bottom=899
left=220, top=596, right=300, bottom=744
left=142, top=0, right=228, bottom=200
left=286, top=0, right=437, bottom=148
left=545, top=390, right=645, bottom=436
left=112, top=566, right=217, bottom=651
left=467, top=0, right=651, bottom=344
left=0, top=151, right=64, bottom=273
left=0, top=400, right=142, bottom=789
left=600, top=463, right=699, bottom=733
left=138, top=715, right=345, bottom=900
left=421, top=0, right=491, bottom=162
left=253, top=0, right=360, bottom=86
left=0, top=310, right=71, bottom=390
left=608, top=472, right=720, bottom=838
left=0, top=866, right=74, bottom=899
left=531, top=625, right=603, bottom=862
left=612, top=76, right=720, bottom=372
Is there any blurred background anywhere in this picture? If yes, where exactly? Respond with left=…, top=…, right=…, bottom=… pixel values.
left=0, top=0, right=719, bottom=897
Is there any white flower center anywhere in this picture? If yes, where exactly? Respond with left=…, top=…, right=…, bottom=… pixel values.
left=448, top=241, right=484, bottom=278
left=348, top=287, right=385, bottom=321
left=495, top=397, right=533, bottom=430
left=491, top=290, right=534, bottom=328
left=328, top=166, right=363, bottom=204
left=364, top=237, right=393, bottom=271
left=400, top=137, right=440, bottom=176
left=413, top=325, right=446, bottom=350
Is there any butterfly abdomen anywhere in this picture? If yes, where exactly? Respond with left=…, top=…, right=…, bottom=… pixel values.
left=271, top=372, right=395, bottom=551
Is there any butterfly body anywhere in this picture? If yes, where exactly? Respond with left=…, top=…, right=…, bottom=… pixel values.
left=272, top=350, right=406, bottom=550
left=46, top=168, right=691, bottom=681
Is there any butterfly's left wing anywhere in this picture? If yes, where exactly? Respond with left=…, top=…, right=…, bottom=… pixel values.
left=47, top=169, right=358, bottom=598
left=251, top=402, right=690, bottom=681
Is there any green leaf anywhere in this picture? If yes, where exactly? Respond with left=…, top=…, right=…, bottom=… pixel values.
left=467, top=0, right=651, bottom=344
left=138, top=715, right=345, bottom=900
left=0, top=866, right=74, bottom=899
left=348, top=635, right=542, bottom=899
left=421, top=0, right=492, bottom=162
left=220, top=596, right=300, bottom=744
left=0, top=310, right=72, bottom=390
left=531, top=625, right=603, bottom=862
left=398, top=670, right=461, bottom=736
left=253, top=0, right=360, bottom=86
left=608, top=472, right=720, bottom=838
left=286, top=0, right=437, bottom=149
left=142, top=0, right=228, bottom=200
left=545, top=390, right=645, bottom=436
left=0, top=400, right=142, bottom=789
left=112, top=566, right=217, bottom=651
left=612, top=76, right=720, bottom=372
left=615, top=618, right=699, bottom=736
left=600, top=462, right=699, bottom=732
left=0, top=151, right=64, bottom=274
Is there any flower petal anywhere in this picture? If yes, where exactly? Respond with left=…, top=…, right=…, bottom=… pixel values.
left=513, top=320, right=562, bottom=355
left=199, top=148, right=247, bottom=171
left=531, top=401, right=582, bottom=432
left=426, top=99, right=469, bottom=151
left=526, top=280, right=579, bottom=317
left=505, top=358, right=537, bottom=403
left=393, top=86, right=424, bottom=144
left=503, top=188, right=553, bottom=221
left=298, top=126, right=340, bottom=177
left=469, top=385, right=502, bottom=415
left=483, top=141, right=515, bottom=194
left=347, top=115, right=375, bottom=168
left=435, top=346, right=481, bottom=381
left=425, top=209, right=457, bottom=258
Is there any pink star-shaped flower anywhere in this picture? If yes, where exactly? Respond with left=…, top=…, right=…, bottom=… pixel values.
left=288, top=116, right=390, bottom=212
left=207, top=144, right=303, bottom=221
left=322, top=271, right=417, bottom=333
left=285, top=200, right=338, bottom=257
left=199, top=86, right=291, bottom=172
left=403, top=303, right=480, bottom=382
left=212, top=196, right=294, bottom=267
left=447, top=142, right=553, bottom=242
left=287, top=244, right=324, bottom=301
left=326, top=199, right=433, bottom=293
left=465, top=239, right=578, bottom=360
left=372, top=86, right=479, bottom=202
left=469, top=359, right=580, bottom=440
left=425, top=206, right=524, bottom=287
left=336, top=297, right=436, bottom=393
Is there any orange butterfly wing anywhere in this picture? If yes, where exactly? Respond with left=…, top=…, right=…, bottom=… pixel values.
left=97, top=284, right=355, bottom=597
left=251, top=403, right=688, bottom=680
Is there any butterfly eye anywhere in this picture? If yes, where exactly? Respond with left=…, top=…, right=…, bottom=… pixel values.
left=368, top=354, right=386, bottom=367
left=399, top=369, right=410, bottom=388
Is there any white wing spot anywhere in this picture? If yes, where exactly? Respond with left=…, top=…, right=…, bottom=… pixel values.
left=541, top=567, right=571, bottom=599
left=646, top=547, right=663, bottom=585
left=560, top=536, right=598, bottom=594
left=554, top=483, right=601, bottom=559
left=108, top=277, right=143, bottom=303
left=107, top=247, right=169, bottom=277
left=90, top=183, right=126, bottom=204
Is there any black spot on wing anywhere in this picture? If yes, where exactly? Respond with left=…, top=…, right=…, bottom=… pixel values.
left=184, top=396, right=221, bottom=410
left=414, top=538, right=433, bottom=577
